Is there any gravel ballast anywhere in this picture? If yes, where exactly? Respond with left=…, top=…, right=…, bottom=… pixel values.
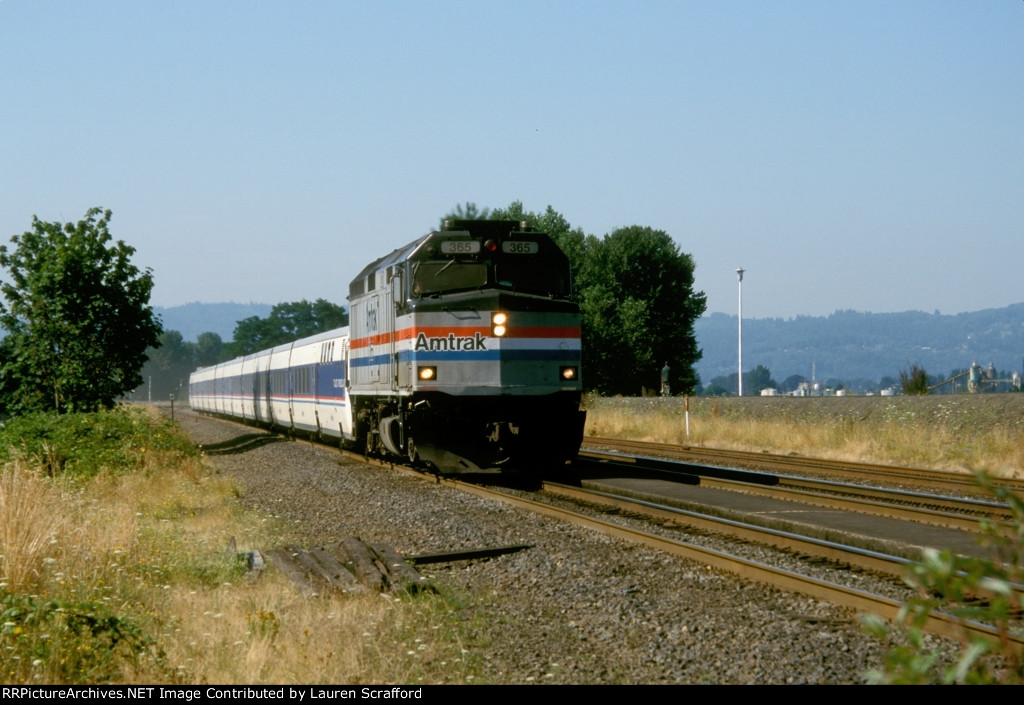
left=177, top=408, right=952, bottom=685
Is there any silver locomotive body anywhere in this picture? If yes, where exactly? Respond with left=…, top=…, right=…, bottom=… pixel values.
left=348, top=220, right=585, bottom=472
left=190, top=220, right=585, bottom=474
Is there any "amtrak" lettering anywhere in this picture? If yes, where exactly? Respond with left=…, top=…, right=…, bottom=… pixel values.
left=414, top=332, right=487, bottom=351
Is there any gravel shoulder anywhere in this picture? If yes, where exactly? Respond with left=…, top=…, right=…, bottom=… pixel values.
left=177, top=408, right=936, bottom=685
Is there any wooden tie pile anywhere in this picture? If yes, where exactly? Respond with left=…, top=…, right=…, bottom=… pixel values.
left=259, top=537, right=431, bottom=596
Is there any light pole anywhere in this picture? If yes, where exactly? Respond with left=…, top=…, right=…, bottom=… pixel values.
left=736, top=268, right=744, bottom=396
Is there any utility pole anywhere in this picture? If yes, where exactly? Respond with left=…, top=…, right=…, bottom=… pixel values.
left=736, top=268, right=744, bottom=397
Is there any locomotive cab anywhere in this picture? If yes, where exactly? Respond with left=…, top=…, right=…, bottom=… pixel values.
left=347, top=220, right=586, bottom=473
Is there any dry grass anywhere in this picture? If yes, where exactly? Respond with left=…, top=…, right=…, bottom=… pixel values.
left=584, top=395, right=1024, bottom=479
left=0, top=410, right=484, bottom=685
left=0, top=461, right=67, bottom=592
left=142, top=577, right=476, bottom=684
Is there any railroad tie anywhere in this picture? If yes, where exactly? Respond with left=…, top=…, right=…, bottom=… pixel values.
left=257, top=538, right=430, bottom=596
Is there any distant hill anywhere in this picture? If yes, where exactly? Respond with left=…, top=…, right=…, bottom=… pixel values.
left=154, top=302, right=272, bottom=341
left=150, top=300, right=1024, bottom=393
left=694, top=303, right=1024, bottom=391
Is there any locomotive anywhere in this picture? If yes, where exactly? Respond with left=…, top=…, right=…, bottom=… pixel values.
left=189, top=220, right=586, bottom=473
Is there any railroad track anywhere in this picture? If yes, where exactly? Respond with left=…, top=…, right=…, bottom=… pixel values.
left=582, top=436, right=1024, bottom=496
left=576, top=450, right=1015, bottom=532
left=177, top=408, right=1023, bottom=656
left=431, top=472, right=1024, bottom=656
left=343, top=449, right=1023, bottom=655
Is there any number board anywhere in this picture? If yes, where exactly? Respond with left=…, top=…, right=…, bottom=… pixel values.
left=440, top=240, right=481, bottom=254
left=501, top=241, right=539, bottom=254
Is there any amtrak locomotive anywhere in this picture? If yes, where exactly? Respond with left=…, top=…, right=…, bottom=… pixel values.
left=189, top=220, right=586, bottom=473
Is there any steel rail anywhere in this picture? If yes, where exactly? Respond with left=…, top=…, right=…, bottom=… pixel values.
left=435, top=474, right=1024, bottom=655
left=578, top=451, right=1013, bottom=531
left=182, top=412, right=1022, bottom=655
left=582, top=437, right=1024, bottom=495
left=543, top=481, right=1024, bottom=603
left=543, top=481, right=915, bottom=579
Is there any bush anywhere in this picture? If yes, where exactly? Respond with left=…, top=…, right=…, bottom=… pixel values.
left=0, top=591, right=153, bottom=683
left=0, top=405, right=199, bottom=682
left=863, top=472, right=1024, bottom=684
left=899, top=364, right=930, bottom=396
left=0, top=406, right=196, bottom=479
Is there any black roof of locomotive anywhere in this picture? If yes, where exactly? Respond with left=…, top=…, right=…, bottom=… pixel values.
left=350, top=220, right=537, bottom=284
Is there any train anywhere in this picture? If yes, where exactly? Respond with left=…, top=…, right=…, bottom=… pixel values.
left=189, top=219, right=586, bottom=473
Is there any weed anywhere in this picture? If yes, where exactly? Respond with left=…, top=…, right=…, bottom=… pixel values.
left=0, top=406, right=490, bottom=683
left=0, top=461, right=65, bottom=592
left=0, top=590, right=153, bottom=683
left=862, top=472, right=1024, bottom=684
left=584, top=396, right=1024, bottom=476
left=0, top=406, right=197, bottom=481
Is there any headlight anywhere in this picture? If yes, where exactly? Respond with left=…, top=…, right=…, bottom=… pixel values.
left=560, top=366, right=578, bottom=381
left=417, top=366, right=437, bottom=381
left=491, top=312, right=508, bottom=337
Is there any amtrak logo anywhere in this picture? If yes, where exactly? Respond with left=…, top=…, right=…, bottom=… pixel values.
left=414, top=332, right=487, bottom=351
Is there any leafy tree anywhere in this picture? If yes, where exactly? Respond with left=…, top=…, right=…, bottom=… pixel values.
left=703, top=383, right=729, bottom=397
left=131, top=330, right=224, bottom=401
left=224, top=299, right=348, bottom=358
left=581, top=225, right=706, bottom=395
left=746, top=364, right=778, bottom=394
left=0, top=336, right=17, bottom=418
left=136, top=330, right=196, bottom=401
left=899, top=364, right=930, bottom=395
left=485, top=203, right=707, bottom=396
left=440, top=202, right=491, bottom=227
left=0, top=208, right=161, bottom=414
left=780, top=374, right=808, bottom=394
left=709, top=373, right=737, bottom=395
left=195, top=331, right=223, bottom=368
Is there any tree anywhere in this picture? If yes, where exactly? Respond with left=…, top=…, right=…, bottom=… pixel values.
left=899, top=364, right=929, bottom=395
left=580, top=225, right=706, bottom=395
left=0, top=208, right=161, bottom=415
left=136, top=330, right=196, bottom=401
left=824, top=378, right=845, bottom=392
left=440, top=202, right=491, bottom=227
left=450, top=202, right=707, bottom=396
left=746, top=364, right=778, bottom=394
left=195, top=331, right=223, bottom=368
left=780, top=374, right=808, bottom=394
left=224, top=299, right=348, bottom=357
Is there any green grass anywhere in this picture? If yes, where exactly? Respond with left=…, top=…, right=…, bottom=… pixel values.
left=0, top=407, right=196, bottom=479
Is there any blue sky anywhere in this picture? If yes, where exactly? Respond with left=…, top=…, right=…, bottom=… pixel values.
left=2, top=1, right=1021, bottom=321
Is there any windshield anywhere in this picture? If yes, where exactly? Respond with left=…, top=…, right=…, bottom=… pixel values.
left=412, top=262, right=488, bottom=296
left=495, top=260, right=570, bottom=297
left=410, top=256, right=572, bottom=298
